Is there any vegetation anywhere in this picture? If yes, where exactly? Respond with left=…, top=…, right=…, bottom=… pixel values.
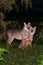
left=21, top=0, right=32, bottom=10
left=0, top=0, right=17, bottom=11
left=0, top=0, right=43, bottom=65
left=0, top=48, right=9, bottom=61
left=0, top=0, right=32, bottom=12
left=37, top=55, right=43, bottom=65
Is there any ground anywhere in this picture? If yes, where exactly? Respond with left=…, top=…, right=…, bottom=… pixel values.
left=0, top=25, right=43, bottom=65
left=0, top=41, right=43, bottom=65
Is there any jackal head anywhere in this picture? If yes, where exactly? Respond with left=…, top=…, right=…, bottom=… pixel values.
left=29, top=26, right=36, bottom=36
left=23, top=22, right=31, bottom=32
left=23, top=22, right=36, bottom=42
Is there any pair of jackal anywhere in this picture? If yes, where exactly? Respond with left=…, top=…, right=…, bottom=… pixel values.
left=3, top=22, right=36, bottom=49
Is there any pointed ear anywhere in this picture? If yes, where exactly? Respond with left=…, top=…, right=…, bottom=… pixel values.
left=24, top=22, right=26, bottom=26
left=31, top=26, right=36, bottom=35
left=34, top=26, right=36, bottom=31
left=28, top=22, right=30, bottom=26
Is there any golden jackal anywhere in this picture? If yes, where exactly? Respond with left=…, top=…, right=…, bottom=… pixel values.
left=6, top=22, right=31, bottom=47
left=19, top=25, right=36, bottom=49
left=3, top=22, right=36, bottom=49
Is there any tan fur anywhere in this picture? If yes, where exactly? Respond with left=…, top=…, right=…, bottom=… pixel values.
left=19, top=25, right=36, bottom=49
left=6, top=22, right=31, bottom=46
left=3, top=22, right=36, bottom=49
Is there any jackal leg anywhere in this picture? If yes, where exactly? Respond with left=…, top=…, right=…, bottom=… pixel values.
left=6, top=35, right=15, bottom=47
left=29, top=42, right=32, bottom=48
left=6, top=37, right=12, bottom=47
left=25, top=40, right=32, bottom=48
left=19, top=39, right=26, bottom=49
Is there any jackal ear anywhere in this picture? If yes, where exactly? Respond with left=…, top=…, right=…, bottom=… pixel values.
left=34, top=26, right=36, bottom=31
left=28, top=22, right=30, bottom=26
left=24, top=22, right=26, bottom=26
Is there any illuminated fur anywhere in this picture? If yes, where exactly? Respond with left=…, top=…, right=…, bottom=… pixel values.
left=6, top=22, right=31, bottom=47
left=3, top=22, right=36, bottom=49
left=19, top=25, right=36, bottom=49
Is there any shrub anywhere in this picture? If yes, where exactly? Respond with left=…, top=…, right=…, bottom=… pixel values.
left=37, top=55, right=43, bottom=65
left=0, top=48, right=9, bottom=61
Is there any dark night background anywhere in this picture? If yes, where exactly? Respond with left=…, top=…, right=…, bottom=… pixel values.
left=2, top=0, right=43, bottom=24
left=0, top=0, right=43, bottom=65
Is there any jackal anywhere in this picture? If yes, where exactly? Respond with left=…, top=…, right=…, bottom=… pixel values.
left=5, top=22, right=31, bottom=47
left=3, top=22, right=36, bottom=49
left=19, top=25, right=36, bottom=49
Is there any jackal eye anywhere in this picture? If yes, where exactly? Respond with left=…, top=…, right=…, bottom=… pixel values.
left=28, top=27, right=30, bottom=29
left=31, top=30, right=33, bottom=32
